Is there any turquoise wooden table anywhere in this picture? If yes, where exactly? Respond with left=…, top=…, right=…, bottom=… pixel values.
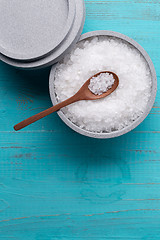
left=0, top=0, right=160, bottom=239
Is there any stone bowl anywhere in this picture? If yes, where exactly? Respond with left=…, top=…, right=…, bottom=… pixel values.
left=49, top=30, right=157, bottom=139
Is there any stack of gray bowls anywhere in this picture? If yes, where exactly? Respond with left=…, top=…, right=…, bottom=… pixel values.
left=0, top=0, right=85, bottom=70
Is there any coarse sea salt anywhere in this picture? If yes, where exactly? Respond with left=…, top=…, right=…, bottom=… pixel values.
left=54, top=36, right=152, bottom=133
left=88, top=72, right=115, bottom=95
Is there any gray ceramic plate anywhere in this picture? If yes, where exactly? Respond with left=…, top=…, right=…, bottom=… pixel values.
left=0, top=0, right=85, bottom=69
left=0, top=0, right=75, bottom=61
left=49, top=31, right=157, bottom=139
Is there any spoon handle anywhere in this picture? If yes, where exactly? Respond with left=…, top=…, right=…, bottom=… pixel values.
left=14, top=94, right=78, bottom=131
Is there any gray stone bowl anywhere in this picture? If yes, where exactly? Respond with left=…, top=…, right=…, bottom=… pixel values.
left=49, top=30, right=157, bottom=139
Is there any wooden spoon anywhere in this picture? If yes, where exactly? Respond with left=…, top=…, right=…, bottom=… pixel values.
left=14, top=71, right=119, bottom=131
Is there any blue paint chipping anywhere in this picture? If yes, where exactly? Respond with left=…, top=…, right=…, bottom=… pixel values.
left=0, top=0, right=160, bottom=239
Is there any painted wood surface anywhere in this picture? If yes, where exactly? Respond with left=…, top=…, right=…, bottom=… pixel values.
left=0, top=0, right=160, bottom=239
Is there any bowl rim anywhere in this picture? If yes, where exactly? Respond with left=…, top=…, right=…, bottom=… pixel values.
left=49, top=30, right=157, bottom=139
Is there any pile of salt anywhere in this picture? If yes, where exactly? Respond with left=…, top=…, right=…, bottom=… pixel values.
left=88, top=72, right=115, bottom=95
left=54, top=36, right=152, bottom=133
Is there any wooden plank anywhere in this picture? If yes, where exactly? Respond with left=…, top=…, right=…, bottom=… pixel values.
left=0, top=0, right=160, bottom=239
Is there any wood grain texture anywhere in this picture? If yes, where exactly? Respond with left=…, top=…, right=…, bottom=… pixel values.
left=0, top=0, right=160, bottom=239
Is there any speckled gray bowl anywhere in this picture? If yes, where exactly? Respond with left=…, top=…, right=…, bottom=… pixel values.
left=0, top=0, right=75, bottom=61
left=0, top=0, right=85, bottom=69
left=49, top=30, right=157, bottom=139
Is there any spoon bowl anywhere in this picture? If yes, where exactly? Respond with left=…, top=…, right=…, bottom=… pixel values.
left=14, top=71, right=119, bottom=131
left=79, top=71, right=119, bottom=100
